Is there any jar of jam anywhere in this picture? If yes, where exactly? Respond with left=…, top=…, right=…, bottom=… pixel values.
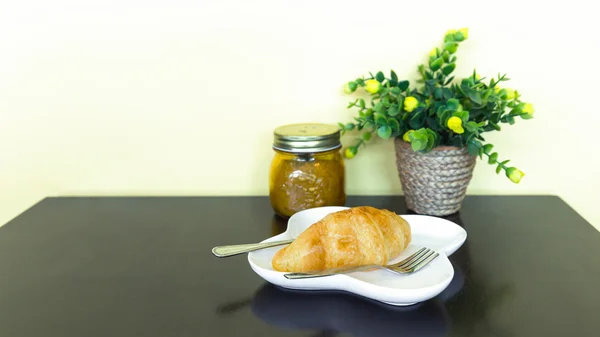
left=269, top=123, right=346, bottom=218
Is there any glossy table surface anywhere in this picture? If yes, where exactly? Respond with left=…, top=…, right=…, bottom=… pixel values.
left=0, top=196, right=599, bottom=337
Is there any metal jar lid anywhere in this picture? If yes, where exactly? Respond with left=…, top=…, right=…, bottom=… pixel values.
left=272, top=123, right=341, bottom=153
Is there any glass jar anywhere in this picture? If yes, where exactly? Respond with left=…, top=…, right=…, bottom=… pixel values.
left=269, top=123, right=346, bottom=218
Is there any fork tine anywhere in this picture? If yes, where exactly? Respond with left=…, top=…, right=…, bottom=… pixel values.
left=410, top=252, right=439, bottom=272
left=395, top=248, right=428, bottom=268
left=402, top=249, right=435, bottom=270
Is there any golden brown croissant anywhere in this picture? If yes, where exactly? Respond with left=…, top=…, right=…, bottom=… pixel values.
left=272, top=206, right=411, bottom=273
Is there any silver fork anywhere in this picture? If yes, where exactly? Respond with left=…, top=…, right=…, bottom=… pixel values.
left=284, top=247, right=439, bottom=279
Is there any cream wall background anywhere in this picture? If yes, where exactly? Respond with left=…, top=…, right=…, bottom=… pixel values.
left=1, top=0, right=599, bottom=229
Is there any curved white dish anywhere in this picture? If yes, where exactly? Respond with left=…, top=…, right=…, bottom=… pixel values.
left=248, top=206, right=467, bottom=306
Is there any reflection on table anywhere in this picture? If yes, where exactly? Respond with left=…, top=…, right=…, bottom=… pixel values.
left=250, top=261, right=465, bottom=337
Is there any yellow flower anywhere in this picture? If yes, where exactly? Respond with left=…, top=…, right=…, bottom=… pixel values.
left=506, top=167, right=525, bottom=184
left=404, top=96, right=419, bottom=112
left=475, top=73, right=481, bottom=80
left=344, top=147, right=356, bottom=159
left=365, top=79, right=381, bottom=94
left=447, top=116, right=464, bottom=134
left=459, top=28, right=469, bottom=39
left=495, top=87, right=515, bottom=100
left=446, top=29, right=456, bottom=36
left=505, top=88, right=515, bottom=100
left=523, top=103, right=534, bottom=115
left=402, top=130, right=415, bottom=142
left=429, top=48, right=438, bottom=57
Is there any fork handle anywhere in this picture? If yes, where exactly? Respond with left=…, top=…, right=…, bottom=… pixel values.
left=212, top=239, right=294, bottom=258
left=284, top=265, right=379, bottom=279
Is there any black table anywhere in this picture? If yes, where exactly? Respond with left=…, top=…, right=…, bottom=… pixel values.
left=0, top=196, right=598, bottom=337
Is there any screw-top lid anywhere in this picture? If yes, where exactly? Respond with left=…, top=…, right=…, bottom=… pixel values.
left=272, top=123, right=342, bottom=153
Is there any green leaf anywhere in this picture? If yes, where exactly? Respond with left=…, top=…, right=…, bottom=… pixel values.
left=442, top=88, right=454, bottom=100
left=465, top=121, right=478, bottom=133
left=521, top=113, right=534, bottom=120
left=490, top=113, right=501, bottom=124
left=446, top=98, right=460, bottom=111
left=442, top=50, right=450, bottom=62
left=483, top=144, right=493, bottom=153
left=337, top=122, right=345, bottom=130
left=453, top=110, right=469, bottom=122
left=426, top=116, right=440, bottom=131
left=408, top=130, right=423, bottom=143
left=396, top=95, right=405, bottom=110
left=483, top=89, right=493, bottom=100
left=388, top=104, right=400, bottom=116
left=398, top=80, right=409, bottom=91
left=426, top=128, right=439, bottom=140
left=390, top=70, right=398, bottom=83
left=500, top=160, right=510, bottom=166
left=390, top=87, right=401, bottom=95
left=489, top=121, right=501, bottom=131
left=418, top=64, right=426, bottom=78
left=425, top=134, right=435, bottom=151
left=442, top=63, right=456, bottom=75
left=411, top=139, right=424, bottom=151
left=409, top=111, right=424, bottom=129
left=467, top=140, right=482, bottom=156
left=443, top=42, right=459, bottom=54
left=467, top=91, right=483, bottom=105
left=362, top=132, right=372, bottom=141
left=374, top=113, right=387, bottom=125
left=436, top=106, right=445, bottom=118
left=488, top=152, right=498, bottom=164
left=439, top=110, right=452, bottom=126
left=422, top=85, right=432, bottom=97
left=359, top=99, right=365, bottom=109
left=434, top=88, right=443, bottom=100
left=388, top=118, right=400, bottom=133
left=377, top=125, right=392, bottom=139
left=374, top=101, right=384, bottom=113
left=376, top=71, right=385, bottom=83
left=345, top=123, right=355, bottom=131
left=436, top=72, right=444, bottom=83
left=430, top=57, right=444, bottom=71
left=496, top=165, right=503, bottom=174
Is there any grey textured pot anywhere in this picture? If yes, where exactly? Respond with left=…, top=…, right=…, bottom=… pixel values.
left=394, top=138, right=477, bottom=216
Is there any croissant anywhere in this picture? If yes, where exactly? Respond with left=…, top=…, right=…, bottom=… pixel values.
left=272, top=206, right=411, bottom=273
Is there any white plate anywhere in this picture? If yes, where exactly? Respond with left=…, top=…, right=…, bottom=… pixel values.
left=248, top=206, right=467, bottom=306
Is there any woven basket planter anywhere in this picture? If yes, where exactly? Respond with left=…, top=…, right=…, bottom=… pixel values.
left=394, top=138, right=476, bottom=216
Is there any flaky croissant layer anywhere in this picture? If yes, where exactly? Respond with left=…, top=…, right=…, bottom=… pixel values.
left=272, top=206, right=411, bottom=273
